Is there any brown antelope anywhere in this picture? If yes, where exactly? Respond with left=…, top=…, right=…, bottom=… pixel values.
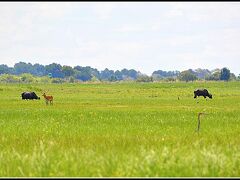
left=42, top=93, right=53, bottom=105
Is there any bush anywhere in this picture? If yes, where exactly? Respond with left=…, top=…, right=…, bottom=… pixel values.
left=136, top=75, right=153, bottom=82
left=51, top=78, right=64, bottom=84
left=20, top=73, right=35, bottom=83
left=0, top=74, right=20, bottom=83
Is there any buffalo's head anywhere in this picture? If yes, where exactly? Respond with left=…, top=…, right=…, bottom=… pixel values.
left=209, top=94, right=212, bottom=99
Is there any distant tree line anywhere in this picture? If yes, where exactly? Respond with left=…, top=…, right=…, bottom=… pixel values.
left=0, top=62, right=143, bottom=83
left=0, top=62, right=239, bottom=83
left=176, top=68, right=237, bottom=82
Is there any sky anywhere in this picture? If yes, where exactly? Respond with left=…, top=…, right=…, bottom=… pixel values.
left=0, top=2, right=240, bottom=75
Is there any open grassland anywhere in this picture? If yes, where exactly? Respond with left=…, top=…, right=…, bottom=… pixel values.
left=0, top=81, right=239, bottom=177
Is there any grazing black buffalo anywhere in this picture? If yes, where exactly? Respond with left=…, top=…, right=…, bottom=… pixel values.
left=21, top=92, right=40, bottom=100
left=194, top=89, right=212, bottom=99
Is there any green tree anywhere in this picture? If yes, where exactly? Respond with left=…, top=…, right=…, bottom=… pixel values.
left=205, top=71, right=220, bottom=81
left=152, top=70, right=180, bottom=79
left=62, top=65, right=74, bottom=77
left=32, top=63, right=47, bottom=76
left=20, top=73, right=34, bottom=83
left=91, top=76, right=100, bottom=82
left=114, top=70, right=123, bottom=81
left=120, top=69, right=138, bottom=80
left=229, top=73, right=236, bottom=81
left=74, top=69, right=92, bottom=81
left=45, top=63, right=64, bottom=78
left=0, top=65, right=10, bottom=74
left=100, top=68, right=115, bottom=81
left=178, top=70, right=198, bottom=82
left=14, top=62, right=33, bottom=75
left=74, top=66, right=99, bottom=81
left=69, top=76, right=75, bottom=83
left=109, top=75, right=117, bottom=82
left=220, top=67, right=230, bottom=81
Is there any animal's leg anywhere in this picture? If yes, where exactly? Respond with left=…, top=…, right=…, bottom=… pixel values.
left=195, top=96, right=199, bottom=103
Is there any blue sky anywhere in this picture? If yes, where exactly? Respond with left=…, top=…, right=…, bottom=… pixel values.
left=0, top=2, right=240, bottom=75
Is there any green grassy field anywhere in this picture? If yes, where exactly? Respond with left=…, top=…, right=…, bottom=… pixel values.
left=0, top=81, right=239, bottom=177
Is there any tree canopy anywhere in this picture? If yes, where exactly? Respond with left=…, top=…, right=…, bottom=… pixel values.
left=178, top=70, right=198, bottom=82
left=0, top=62, right=237, bottom=82
left=220, top=67, right=231, bottom=81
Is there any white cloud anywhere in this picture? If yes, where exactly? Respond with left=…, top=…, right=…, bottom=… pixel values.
left=0, top=2, right=73, bottom=46
left=164, top=35, right=203, bottom=47
left=164, top=9, right=184, bottom=18
left=91, top=2, right=116, bottom=20
left=167, top=2, right=240, bottom=22
left=73, top=41, right=148, bottom=70
left=115, top=24, right=146, bottom=33
left=164, top=27, right=240, bottom=74
left=0, top=2, right=240, bottom=75
left=31, top=2, right=73, bottom=18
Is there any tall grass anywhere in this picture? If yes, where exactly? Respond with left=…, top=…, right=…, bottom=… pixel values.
left=0, top=81, right=239, bottom=177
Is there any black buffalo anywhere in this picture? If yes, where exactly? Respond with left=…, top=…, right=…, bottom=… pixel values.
left=21, top=92, right=40, bottom=100
left=194, top=89, right=212, bottom=99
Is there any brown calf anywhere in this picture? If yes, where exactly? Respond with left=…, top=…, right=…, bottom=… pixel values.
left=42, top=93, right=53, bottom=105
